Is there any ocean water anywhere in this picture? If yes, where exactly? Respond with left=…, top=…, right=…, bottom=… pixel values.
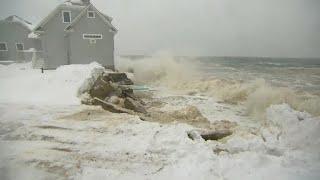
left=192, top=57, right=320, bottom=95
left=116, top=56, right=320, bottom=117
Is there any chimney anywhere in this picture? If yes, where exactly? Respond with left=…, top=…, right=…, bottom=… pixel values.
left=82, top=0, right=90, bottom=5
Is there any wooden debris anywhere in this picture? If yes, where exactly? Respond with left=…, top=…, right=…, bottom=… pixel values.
left=124, top=97, right=147, bottom=114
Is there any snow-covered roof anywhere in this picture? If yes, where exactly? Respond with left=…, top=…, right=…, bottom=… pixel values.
left=1, top=15, right=34, bottom=30
left=64, top=0, right=90, bottom=6
left=28, top=32, right=40, bottom=39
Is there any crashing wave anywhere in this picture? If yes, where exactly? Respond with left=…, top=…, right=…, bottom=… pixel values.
left=116, top=56, right=320, bottom=117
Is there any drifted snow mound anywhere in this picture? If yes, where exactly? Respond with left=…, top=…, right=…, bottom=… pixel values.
left=223, top=104, right=320, bottom=157
left=264, top=104, right=320, bottom=152
left=0, top=62, right=104, bottom=105
left=217, top=104, right=320, bottom=179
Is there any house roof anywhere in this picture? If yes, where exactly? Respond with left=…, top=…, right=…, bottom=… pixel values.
left=64, top=0, right=89, bottom=6
left=64, top=4, right=117, bottom=34
left=33, top=3, right=85, bottom=32
left=1, top=15, right=34, bottom=30
left=33, top=0, right=117, bottom=34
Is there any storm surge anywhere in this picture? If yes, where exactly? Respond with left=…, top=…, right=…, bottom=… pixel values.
left=116, top=56, right=320, bottom=118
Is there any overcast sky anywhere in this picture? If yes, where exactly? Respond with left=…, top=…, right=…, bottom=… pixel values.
left=1, top=0, right=320, bottom=58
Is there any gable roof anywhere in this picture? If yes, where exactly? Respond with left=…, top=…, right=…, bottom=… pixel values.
left=64, top=4, right=117, bottom=34
left=33, top=0, right=116, bottom=34
left=1, top=15, right=34, bottom=30
left=33, top=2, right=86, bottom=32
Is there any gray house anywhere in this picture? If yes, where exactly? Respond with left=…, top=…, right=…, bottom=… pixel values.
left=0, top=15, right=41, bottom=63
left=32, top=0, right=117, bottom=69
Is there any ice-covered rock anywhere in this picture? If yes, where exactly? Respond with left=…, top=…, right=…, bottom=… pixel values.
left=124, top=97, right=147, bottom=114
left=79, top=71, right=149, bottom=115
left=107, top=95, right=121, bottom=104
left=102, top=72, right=134, bottom=85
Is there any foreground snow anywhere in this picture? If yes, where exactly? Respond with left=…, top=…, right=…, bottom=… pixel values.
left=0, top=63, right=319, bottom=180
left=1, top=103, right=319, bottom=180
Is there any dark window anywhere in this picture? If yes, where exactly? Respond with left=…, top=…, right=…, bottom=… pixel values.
left=88, top=11, right=95, bottom=18
left=16, top=43, right=24, bottom=51
left=0, top=43, right=7, bottom=51
left=63, top=11, right=71, bottom=23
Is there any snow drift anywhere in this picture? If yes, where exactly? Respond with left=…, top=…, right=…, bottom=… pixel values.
left=0, top=62, right=104, bottom=105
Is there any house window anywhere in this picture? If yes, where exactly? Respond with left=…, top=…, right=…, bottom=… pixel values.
left=16, top=43, right=24, bottom=51
left=83, top=34, right=103, bottom=39
left=87, top=11, right=95, bottom=18
left=62, top=11, right=71, bottom=23
left=0, top=42, right=8, bottom=51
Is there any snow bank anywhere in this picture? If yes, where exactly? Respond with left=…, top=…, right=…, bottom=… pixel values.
left=0, top=62, right=104, bottom=105
left=217, top=104, right=320, bottom=179
left=265, top=104, right=320, bottom=153
left=74, top=104, right=320, bottom=180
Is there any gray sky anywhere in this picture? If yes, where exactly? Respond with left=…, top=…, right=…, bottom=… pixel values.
left=1, top=0, right=320, bottom=58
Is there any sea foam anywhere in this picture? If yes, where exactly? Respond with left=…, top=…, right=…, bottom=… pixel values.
left=116, top=56, right=320, bottom=117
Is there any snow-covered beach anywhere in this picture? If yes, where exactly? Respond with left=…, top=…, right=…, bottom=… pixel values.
left=0, top=58, right=319, bottom=180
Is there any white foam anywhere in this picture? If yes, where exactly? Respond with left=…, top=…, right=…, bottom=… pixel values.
left=116, top=56, right=320, bottom=117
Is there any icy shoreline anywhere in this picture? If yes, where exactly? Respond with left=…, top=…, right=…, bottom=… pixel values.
left=0, top=63, right=319, bottom=179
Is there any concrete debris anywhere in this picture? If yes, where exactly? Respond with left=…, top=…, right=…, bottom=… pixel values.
left=102, top=72, right=134, bottom=85
left=81, top=71, right=148, bottom=115
left=124, top=97, right=147, bottom=114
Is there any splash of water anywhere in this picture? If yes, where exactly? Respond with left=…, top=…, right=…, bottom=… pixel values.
left=116, top=55, right=200, bottom=86
left=116, top=56, right=320, bottom=117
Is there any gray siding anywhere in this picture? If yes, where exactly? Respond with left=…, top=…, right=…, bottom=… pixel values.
left=0, top=22, right=40, bottom=62
left=68, top=8, right=115, bottom=69
left=37, top=4, right=116, bottom=69
left=39, top=5, right=83, bottom=69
